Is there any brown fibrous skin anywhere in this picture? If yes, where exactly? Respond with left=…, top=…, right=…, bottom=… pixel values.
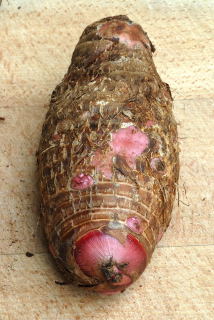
left=37, top=15, right=179, bottom=294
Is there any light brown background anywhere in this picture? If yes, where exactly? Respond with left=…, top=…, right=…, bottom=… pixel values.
left=0, top=0, right=213, bottom=319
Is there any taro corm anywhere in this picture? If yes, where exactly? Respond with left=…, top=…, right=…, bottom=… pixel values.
left=37, top=15, right=179, bottom=295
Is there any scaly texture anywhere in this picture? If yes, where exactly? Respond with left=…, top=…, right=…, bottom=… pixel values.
left=37, top=15, right=179, bottom=294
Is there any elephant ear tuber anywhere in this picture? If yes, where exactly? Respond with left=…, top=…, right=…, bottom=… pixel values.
left=37, top=15, right=179, bottom=295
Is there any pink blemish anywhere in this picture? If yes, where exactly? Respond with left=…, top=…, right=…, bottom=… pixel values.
left=74, top=231, right=147, bottom=294
left=126, top=216, right=144, bottom=234
left=98, top=20, right=152, bottom=50
left=91, top=126, right=149, bottom=179
left=117, top=34, right=143, bottom=49
left=150, top=158, right=158, bottom=170
left=71, top=173, right=94, bottom=190
left=150, top=158, right=165, bottom=172
left=91, top=150, right=114, bottom=179
left=145, top=120, right=155, bottom=128
left=110, top=126, right=149, bottom=168
left=52, top=133, right=62, bottom=141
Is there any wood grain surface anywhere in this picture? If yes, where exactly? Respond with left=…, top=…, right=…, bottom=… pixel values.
left=0, top=0, right=213, bottom=319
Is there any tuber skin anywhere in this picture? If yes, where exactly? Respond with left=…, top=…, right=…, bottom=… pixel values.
left=37, top=15, right=179, bottom=295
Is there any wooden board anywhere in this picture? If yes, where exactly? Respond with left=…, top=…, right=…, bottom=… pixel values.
left=0, top=246, right=213, bottom=320
left=0, top=0, right=213, bottom=319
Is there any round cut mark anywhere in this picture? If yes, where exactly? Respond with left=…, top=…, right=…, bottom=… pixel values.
left=126, top=216, right=144, bottom=234
left=145, top=120, right=155, bottom=128
left=71, top=173, right=94, bottom=190
left=110, top=125, right=149, bottom=168
left=98, top=20, right=153, bottom=50
left=74, top=230, right=147, bottom=294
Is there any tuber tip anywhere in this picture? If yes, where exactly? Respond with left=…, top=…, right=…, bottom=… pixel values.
left=74, top=230, right=147, bottom=294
